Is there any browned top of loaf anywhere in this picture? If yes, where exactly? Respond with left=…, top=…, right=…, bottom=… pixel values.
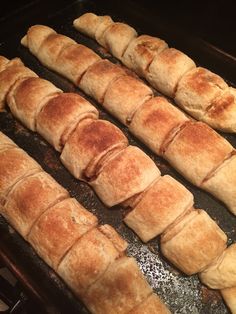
left=207, top=93, right=235, bottom=118
left=73, top=119, right=127, bottom=154
left=183, top=67, right=226, bottom=95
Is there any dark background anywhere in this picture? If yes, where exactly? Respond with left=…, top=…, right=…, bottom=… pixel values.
left=1, top=0, right=236, bottom=56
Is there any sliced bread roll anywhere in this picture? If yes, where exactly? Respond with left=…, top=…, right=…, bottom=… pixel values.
left=60, top=118, right=128, bottom=180
left=36, top=93, right=98, bottom=151
left=28, top=198, right=98, bottom=270
left=161, top=209, right=227, bottom=275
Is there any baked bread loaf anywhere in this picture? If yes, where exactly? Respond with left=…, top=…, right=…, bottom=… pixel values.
left=147, top=48, right=196, bottom=97
left=60, top=118, right=128, bottom=180
left=0, top=147, right=41, bottom=204
left=199, top=243, right=236, bottom=289
left=164, top=121, right=234, bottom=186
left=2, top=171, right=69, bottom=238
left=124, top=175, right=194, bottom=242
left=202, top=87, right=236, bottom=132
left=74, top=13, right=236, bottom=132
left=175, top=67, right=228, bottom=119
left=0, top=131, right=17, bottom=151
left=122, top=35, right=168, bottom=77
left=161, top=209, right=227, bottom=275
left=21, top=25, right=101, bottom=85
left=90, top=146, right=160, bottom=207
left=83, top=256, right=153, bottom=314
left=129, top=96, right=189, bottom=155
left=101, top=22, right=137, bottom=59
left=0, top=133, right=170, bottom=313
left=103, top=75, right=153, bottom=125
left=128, top=293, right=171, bottom=314
left=36, top=93, right=99, bottom=151
left=0, top=56, right=9, bottom=72
left=201, top=153, right=236, bottom=215
left=79, top=59, right=127, bottom=103
left=7, top=77, right=62, bottom=131
left=221, top=287, right=236, bottom=314
left=28, top=197, right=98, bottom=269
left=58, top=226, right=126, bottom=296
left=0, top=58, right=37, bottom=110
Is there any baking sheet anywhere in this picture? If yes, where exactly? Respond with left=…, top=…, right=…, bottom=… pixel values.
left=0, top=0, right=236, bottom=313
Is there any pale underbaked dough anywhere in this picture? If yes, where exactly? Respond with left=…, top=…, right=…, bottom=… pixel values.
left=164, top=121, right=234, bottom=186
left=79, top=59, right=127, bottom=103
left=7, top=77, right=62, bottom=131
left=147, top=48, right=196, bottom=97
left=175, top=67, right=228, bottom=119
left=202, top=87, right=236, bottom=133
left=122, top=35, right=168, bottom=77
left=128, top=293, right=171, bottom=314
left=60, top=118, right=128, bottom=180
left=101, top=22, right=137, bottom=59
left=90, top=145, right=160, bottom=207
left=0, top=131, right=17, bottom=151
left=161, top=209, right=227, bottom=275
left=36, top=93, right=99, bottom=151
left=83, top=256, right=152, bottom=314
left=28, top=197, right=98, bottom=270
left=221, top=286, right=236, bottom=314
left=58, top=226, right=125, bottom=296
left=201, top=153, right=236, bottom=215
left=124, top=175, right=194, bottom=242
left=2, top=171, right=69, bottom=238
left=103, top=75, right=153, bottom=125
left=199, top=243, right=236, bottom=289
left=129, top=96, right=189, bottom=155
left=0, top=147, right=41, bottom=204
left=0, top=58, right=37, bottom=110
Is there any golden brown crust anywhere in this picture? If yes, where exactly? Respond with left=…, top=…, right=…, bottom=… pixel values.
left=95, top=16, right=114, bottom=46
left=0, top=132, right=17, bottom=152
left=147, top=48, right=196, bottom=97
left=90, top=146, right=160, bottom=207
left=199, top=243, right=236, bottom=289
left=175, top=67, right=228, bottom=119
left=103, top=75, right=153, bottom=125
left=0, top=148, right=41, bottom=204
left=55, top=43, right=101, bottom=84
left=161, top=209, right=227, bottom=275
left=221, top=286, right=236, bottom=314
left=28, top=198, right=98, bottom=269
left=164, top=121, right=233, bottom=186
left=124, top=175, right=194, bottom=242
left=73, top=13, right=100, bottom=38
left=23, top=25, right=56, bottom=55
left=201, top=153, right=236, bottom=215
left=7, top=77, right=62, bottom=131
left=98, top=224, right=128, bottom=253
left=203, top=87, right=236, bottom=132
left=123, top=35, right=168, bottom=76
left=2, top=171, right=69, bottom=238
left=58, top=227, right=120, bottom=296
left=79, top=59, right=127, bottom=103
left=129, top=96, right=189, bottom=155
left=128, top=293, right=171, bottom=314
left=0, top=56, right=9, bottom=73
left=60, top=118, right=128, bottom=180
left=102, top=22, right=137, bottom=59
left=83, top=256, right=152, bottom=314
left=36, top=93, right=99, bottom=151
left=37, top=33, right=76, bottom=68
left=0, top=60, right=37, bottom=110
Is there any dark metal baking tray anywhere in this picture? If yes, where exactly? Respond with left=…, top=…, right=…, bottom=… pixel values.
left=0, top=1, right=236, bottom=313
